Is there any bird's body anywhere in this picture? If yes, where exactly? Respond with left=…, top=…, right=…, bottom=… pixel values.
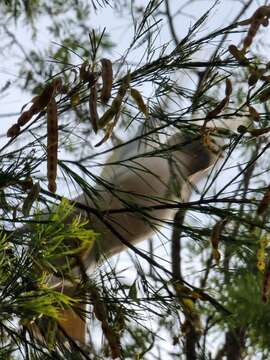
left=36, top=129, right=219, bottom=344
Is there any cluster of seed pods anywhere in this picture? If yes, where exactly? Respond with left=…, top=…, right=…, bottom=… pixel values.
left=81, top=58, right=148, bottom=146
left=7, top=78, right=62, bottom=193
left=8, top=59, right=148, bottom=193
left=229, top=7, right=270, bottom=303
left=229, top=6, right=270, bottom=104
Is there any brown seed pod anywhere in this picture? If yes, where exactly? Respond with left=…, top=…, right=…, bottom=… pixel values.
left=130, top=88, right=148, bottom=117
left=89, top=85, right=99, bottom=133
left=258, top=188, right=270, bottom=215
left=225, top=79, right=232, bottom=97
left=7, top=124, right=20, bottom=138
left=98, top=73, right=130, bottom=129
left=242, top=6, right=270, bottom=51
left=228, top=45, right=249, bottom=64
left=17, top=110, right=32, bottom=127
left=98, top=103, right=119, bottom=130
left=95, top=122, right=115, bottom=147
left=248, top=106, right=260, bottom=122
left=47, top=97, right=58, bottom=193
left=206, top=97, right=228, bottom=120
left=100, top=58, right=113, bottom=104
left=118, top=73, right=130, bottom=98
left=248, top=67, right=265, bottom=87
left=30, top=77, right=62, bottom=115
left=262, top=260, right=270, bottom=303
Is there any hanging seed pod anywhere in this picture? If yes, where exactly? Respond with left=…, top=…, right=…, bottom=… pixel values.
left=47, top=97, right=58, bottom=193
left=262, top=260, right=270, bottom=303
left=210, top=218, right=227, bottom=264
left=89, top=85, right=99, bottom=133
left=98, top=102, right=119, bottom=129
left=206, top=97, right=228, bottom=120
left=225, top=79, right=232, bottom=97
left=7, top=123, right=20, bottom=138
left=243, top=22, right=260, bottom=50
left=248, top=106, right=260, bottom=122
left=228, top=45, right=249, bottom=64
left=100, top=58, right=113, bottom=104
left=258, top=188, right=270, bottom=215
left=248, top=67, right=264, bottom=87
left=17, top=110, right=32, bottom=127
left=242, top=6, right=270, bottom=52
left=130, top=88, right=148, bottom=117
left=118, top=73, right=131, bottom=98
left=22, top=182, right=41, bottom=216
left=95, top=121, right=115, bottom=147
left=30, top=78, right=62, bottom=115
left=98, top=73, right=130, bottom=129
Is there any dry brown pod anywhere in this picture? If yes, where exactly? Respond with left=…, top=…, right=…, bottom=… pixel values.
left=206, top=97, right=228, bottom=120
left=248, top=106, right=260, bottom=122
left=98, top=73, right=130, bottom=129
left=130, top=88, right=148, bottom=117
left=47, top=97, right=58, bottom=193
left=32, top=78, right=61, bottom=114
left=100, top=58, right=113, bottom=104
left=7, top=124, right=20, bottom=138
left=95, top=122, right=115, bottom=147
left=89, top=85, right=99, bottom=133
left=225, top=79, right=232, bottom=97
left=228, top=45, right=249, bottom=64
left=17, top=110, right=32, bottom=127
